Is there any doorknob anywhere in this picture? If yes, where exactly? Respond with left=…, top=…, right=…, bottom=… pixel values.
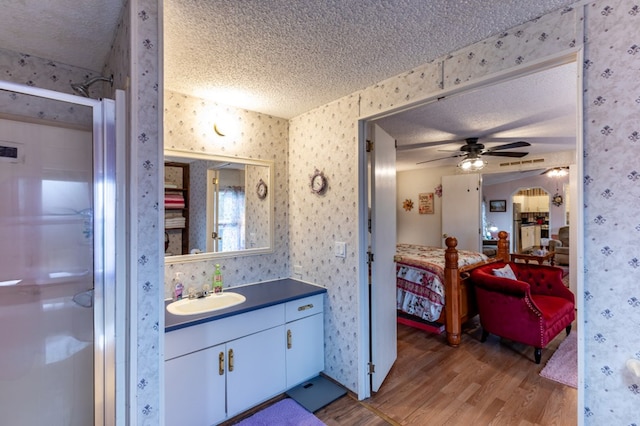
left=72, top=289, right=93, bottom=308
left=442, top=233, right=448, bottom=239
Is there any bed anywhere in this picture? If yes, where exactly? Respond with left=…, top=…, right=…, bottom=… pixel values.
left=395, top=231, right=509, bottom=346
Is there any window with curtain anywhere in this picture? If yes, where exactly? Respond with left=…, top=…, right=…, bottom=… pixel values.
left=218, top=185, right=245, bottom=252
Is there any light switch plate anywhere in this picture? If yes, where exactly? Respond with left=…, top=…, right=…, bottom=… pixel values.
left=334, top=242, right=346, bottom=258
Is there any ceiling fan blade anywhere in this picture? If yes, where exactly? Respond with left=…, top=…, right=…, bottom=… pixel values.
left=482, top=151, right=529, bottom=158
left=396, top=139, right=462, bottom=151
left=437, top=148, right=465, bottom=153
left=415, top=154, right=463, bottom=165
left=484, top=141, right=531, bottom=152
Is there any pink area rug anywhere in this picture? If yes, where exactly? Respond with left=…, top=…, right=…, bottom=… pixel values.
left=540, top=332, right=577, bottom=388
left=236, top=398, right=326, bottom=426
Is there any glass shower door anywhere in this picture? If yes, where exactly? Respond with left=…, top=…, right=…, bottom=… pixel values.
left=0, top=87, right=96, bottom=425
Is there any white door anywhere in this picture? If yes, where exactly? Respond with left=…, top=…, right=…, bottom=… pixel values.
left=369, top=124, right=397, bottom=392
left=441, top=174, right=482, bottom=251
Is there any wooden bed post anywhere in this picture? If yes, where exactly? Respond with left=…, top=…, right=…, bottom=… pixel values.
left=497, top=230, right=509, bottom=262
left=444, top=236, right=461, bottom=347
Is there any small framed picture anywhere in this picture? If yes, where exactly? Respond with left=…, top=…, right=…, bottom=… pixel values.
left=489, top=199, right=506, bottom=212
left=418, top=192, right=434, bottom=214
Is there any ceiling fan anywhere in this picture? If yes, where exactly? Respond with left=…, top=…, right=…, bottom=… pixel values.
left=415, top=137, right=531, bottom=166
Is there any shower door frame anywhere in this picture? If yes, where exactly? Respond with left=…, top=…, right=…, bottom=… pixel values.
left=0, top=80, right=118, bottom=425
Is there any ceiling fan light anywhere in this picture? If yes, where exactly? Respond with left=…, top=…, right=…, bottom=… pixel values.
left=458, top=157, right=486, bottom=171
left=547, top=167, right=568, bottom=177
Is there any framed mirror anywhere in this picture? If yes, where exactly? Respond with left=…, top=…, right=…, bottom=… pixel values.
left=164, top=149, right=274, bottom=263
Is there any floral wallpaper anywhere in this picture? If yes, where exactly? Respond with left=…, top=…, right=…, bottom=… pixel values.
left=126, top=0, right=163, bottom=423
left=289, top=94, right=361, bottom=390
left=163, top=90, right=290, bottom=299
left=581, top=1, right=640, bottom=423
left=0, top=47, right=97, bottom=125
left=0, top=47, right=105, bottom=96
left=443, top=5, right=581, bottom=87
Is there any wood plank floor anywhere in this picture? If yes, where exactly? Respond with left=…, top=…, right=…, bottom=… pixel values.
left=315, top=318, right=577, bottom=426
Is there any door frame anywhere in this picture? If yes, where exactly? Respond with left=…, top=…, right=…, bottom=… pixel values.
left=357, top=50, right=585, bottom=410
left=0, top=80, right=120, bottom=425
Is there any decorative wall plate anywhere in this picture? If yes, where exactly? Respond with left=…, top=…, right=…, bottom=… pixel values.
left=310, top=169, right=328, bottom=195
left=552, top=192, right=563, bottom=207
left=256, top=179, right=268, bottom=199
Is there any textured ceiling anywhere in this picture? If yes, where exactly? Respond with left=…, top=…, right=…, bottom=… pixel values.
left=0, top=0, right=125, bottom=72
left=163, top=0, right=578, bottom=119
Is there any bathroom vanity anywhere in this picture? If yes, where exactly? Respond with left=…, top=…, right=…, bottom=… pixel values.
left=164, top=279, right=326, bottom=425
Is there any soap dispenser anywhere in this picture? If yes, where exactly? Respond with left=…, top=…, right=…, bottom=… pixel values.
left=213, top=264, right=223, bottom=294
left=173, top=272, right=184, bottom=301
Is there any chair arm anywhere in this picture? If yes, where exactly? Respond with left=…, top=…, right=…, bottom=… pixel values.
left=548, top=239, right=563, bottom=251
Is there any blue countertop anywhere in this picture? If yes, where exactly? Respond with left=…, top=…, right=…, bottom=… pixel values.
left=165, top=278, right=327, bottom=332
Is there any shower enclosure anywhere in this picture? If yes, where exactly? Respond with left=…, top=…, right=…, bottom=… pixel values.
left=0, top=81, right=117, bottom=425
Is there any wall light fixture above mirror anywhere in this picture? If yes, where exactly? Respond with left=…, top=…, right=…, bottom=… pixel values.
left=164, top=149, right=274, bottom=264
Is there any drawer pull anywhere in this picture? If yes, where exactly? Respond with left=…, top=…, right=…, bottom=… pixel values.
left=218, top=351, right=224, bottom=375
left=287, top=329, right=292, bottom=349
left=297, top=303, right=313, bottom=312
left=228, top=349, right=234, bottom=372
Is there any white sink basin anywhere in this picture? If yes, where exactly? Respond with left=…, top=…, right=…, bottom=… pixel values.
left=167, top=292, right=246, bottom=316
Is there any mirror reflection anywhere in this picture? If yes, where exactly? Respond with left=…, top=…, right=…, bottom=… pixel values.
left=164, top=149, right=273, bottom=262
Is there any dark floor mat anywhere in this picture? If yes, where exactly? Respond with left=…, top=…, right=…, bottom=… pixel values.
left=286, top=375, right=347, bottom=413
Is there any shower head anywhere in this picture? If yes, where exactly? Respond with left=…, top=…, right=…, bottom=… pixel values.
left=70, top=74, right=114, bottom=98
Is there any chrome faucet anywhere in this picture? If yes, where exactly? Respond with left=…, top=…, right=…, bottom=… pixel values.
left=188, top=284, right=211, bottom=299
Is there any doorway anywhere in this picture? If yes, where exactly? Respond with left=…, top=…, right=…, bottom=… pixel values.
left=513, top=186, right=550, bottom=252
left=359, top=56, right=583, bottom=401
left=0, top=81, right=118, bottom=425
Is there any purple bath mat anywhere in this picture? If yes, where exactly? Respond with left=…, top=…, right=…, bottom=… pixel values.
left=236, top=398, right=326, bottom=426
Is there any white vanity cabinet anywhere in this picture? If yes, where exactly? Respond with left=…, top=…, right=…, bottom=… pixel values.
left=225, top=325, right=286, bottom=417
left=165, top=343, right=226, bottom=425
left=285, top=294, right=325, bottom=388
left=165, top=305, right=286, bottom=425
left=165, top=292, right=325, bottom=425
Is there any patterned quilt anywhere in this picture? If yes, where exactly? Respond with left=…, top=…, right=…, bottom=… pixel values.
left=395, top=243, right=487, bottom=322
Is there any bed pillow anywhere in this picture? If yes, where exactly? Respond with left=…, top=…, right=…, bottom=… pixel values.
left=492, top=264, right=517, bottom=280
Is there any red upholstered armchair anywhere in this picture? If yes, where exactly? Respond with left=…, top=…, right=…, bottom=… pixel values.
left=470, top=261, right=575, bottom=364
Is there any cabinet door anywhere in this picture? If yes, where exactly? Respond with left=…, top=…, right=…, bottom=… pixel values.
left=286, top=313, right=324, bottom=388
left=165, top=343, right=226, bottom=426
left=226, top=326, right=286, bottom=418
